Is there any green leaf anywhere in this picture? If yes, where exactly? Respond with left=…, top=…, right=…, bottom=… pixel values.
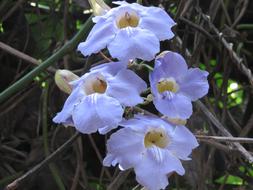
left=215, top=174, right=243, bottom=185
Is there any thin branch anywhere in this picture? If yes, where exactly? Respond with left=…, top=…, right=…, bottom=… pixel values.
left=231, top=0, right=249, bottom=28
left=195, top=100, right=253, bottom=163
left=0, top=16, right=93, bottom=104
left=199, top=9, right=253, bottom=87
left=5, top=132, right=80, bottom=190
left=2, top=0, right=24, bottom=21
left=0, top=42, right=55, bottom=73
left=178, top=17, right=218, bottom=46
left=107, top=170, right=131, bottom=190
left=174, top=31, right=253, bottom=163
left=88, top=135, right=112, bottom=179
left=0, top=42, right=37, bottom=65
left=196, top=135, right=253, bottom=143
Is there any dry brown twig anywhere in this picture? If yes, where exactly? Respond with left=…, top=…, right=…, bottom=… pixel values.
left=196, top=135, right=253, bottom=144
left=0, top=41, right=56, bottom=73
left=198, top=9, right=253, bottom=87
left=5, top=132, right=80, bottom=190
left=195, top=101, right=253, bottom=163
left=174, top=34, right=253, bottom=163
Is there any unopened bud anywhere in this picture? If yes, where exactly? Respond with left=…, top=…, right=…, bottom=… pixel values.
left=55, top=70, right=79, bottom=94
left=88, top=0, right=110, bottom=16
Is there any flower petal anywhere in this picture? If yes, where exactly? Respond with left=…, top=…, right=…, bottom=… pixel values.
left=154, top=51, right=188, bottom=79
left=107, top=69, right=147, bottom=106
left=139, top=7, right=176, bottom=41
left=103, top=128, right=144, bottom=170
left=72, top=94, right=123, bottom=134
left=90, top=61, right=127, bottom=77
left=108, top=27, right=159, bottom=61
left=178, top=68, right=209, bottom=101
left=77, top=18, right=116, bottom=56
left=153, top=93, right=193, bottom=119
left=53, top=88, right=84, bottom=126
left=120, top=114, right=173, bottom=134
left=135, top=148, right=185, bottom=190
left=168, top=126, right=199, bottom=160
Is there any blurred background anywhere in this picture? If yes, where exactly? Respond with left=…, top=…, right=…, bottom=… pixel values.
left=0, top=0, right=253, bottom=189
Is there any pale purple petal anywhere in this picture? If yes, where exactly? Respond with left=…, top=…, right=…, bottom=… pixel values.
left=168, top=126, right=199, bottom=160
left=108, top=27, right=159, bottom=61
left=120, top=114, right=173, bottom=133
left=53, top=87, right=84, bottom=126
left=135, top=148, right=185, bottom=190
left=90, top=61, right=127, bottom=77
left=139, top=7, right=176, bottom=41
left=77, top=18, right=116, bottom=56
left=153, top=93, right=193, bottom=119
left=107, top=69, right=147, bottom=106
left=72, top=94, right=123, bottom=134
left=103, top=128, right=144, bottom=170
left=178, top=68, right=209, bottom=101
left=154, top=51, right=188, bottom=79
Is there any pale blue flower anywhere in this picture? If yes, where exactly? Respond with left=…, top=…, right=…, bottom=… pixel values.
left=53, top=62, right=147, bottom=134
left=78, top=1, right=176, bottom=62
left=103, top=114, right=198, bottom=190
left=150, top=51, right=209, bottom=119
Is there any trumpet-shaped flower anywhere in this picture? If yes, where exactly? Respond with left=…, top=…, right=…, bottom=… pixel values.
left=103, top=114, right=198, bottom=190
left=150, top=51, right=209, bottom=119
left=78, top=1, right=176, bottom=62
left=53, top=62, right=147, bottom=134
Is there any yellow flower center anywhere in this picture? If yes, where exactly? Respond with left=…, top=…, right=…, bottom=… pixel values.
left=116, top=11, right=139, bottom=29
left=157, top=78, right=178, bottom=93
left=92, top=78, right=107, bottom=94
left=84, top=75, right=107, bottom=95
left=144, top=130, right=169, bottom=148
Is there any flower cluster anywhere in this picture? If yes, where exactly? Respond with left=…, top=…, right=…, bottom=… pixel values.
left=53, top=1, right=209, bottom=190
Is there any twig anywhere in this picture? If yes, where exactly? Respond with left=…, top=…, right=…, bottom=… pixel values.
left=42, top=82, right=66, bottom=190
left=195, top=100, right=253, bottom=163
left=240, top=113, right=253, bottom=137
left=5, top=132, right=80, bottom=190
left=196, top=135, right=253, bottom=143
left=0, top=42, right=38, bottom=66
left=63, top=0, right=70, bottom=69
left=107, top=170, right=131, bottom=190
left=0, top=15, right=93, bottom=104
left=199, top=10, right=253, bottom=87
left=88, top=135, right=112, bottom=179
left=99, top=51, right=113, bottom=62
left=1, top=145, right=27, bottom=158
left=219, top=0, right=232, bottom=25
left=231, top=0, right=249, bottom=28
left=178, top=17, right=218, bottom=46
left=1, top=0, right=24, bottom=21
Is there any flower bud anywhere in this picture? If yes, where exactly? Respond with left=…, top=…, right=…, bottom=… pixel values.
left=55, top=70, right=79, bottom=94
left=88, top=0, right=110, bottom=16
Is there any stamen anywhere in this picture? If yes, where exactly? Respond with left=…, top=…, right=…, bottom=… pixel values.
left=144, top=129, right=169, bottom=148
left=117, top=11, right=139, bottom=29
left=157, top=78, right=178, bottom=93
left=92, top=78, right=107, bottom=94
left=125, top=12, right=131, bottom=22
left=84, top=75, right=107, bottom=95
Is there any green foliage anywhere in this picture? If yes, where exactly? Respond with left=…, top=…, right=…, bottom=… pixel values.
left=215, top=174, right=244, bottom=185
left=89, top=181, right=105, bottom=190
